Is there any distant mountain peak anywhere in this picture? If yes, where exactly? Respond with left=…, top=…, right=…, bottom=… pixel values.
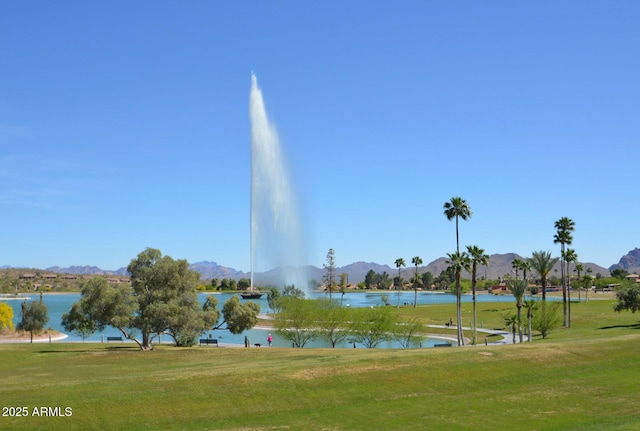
left=609, top=248, right=640, bottom=272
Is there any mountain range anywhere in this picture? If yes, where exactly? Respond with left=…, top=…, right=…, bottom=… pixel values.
left=7, top=247, right=640, bottom=283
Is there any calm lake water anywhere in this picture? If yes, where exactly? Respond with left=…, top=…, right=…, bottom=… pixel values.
left=2, top=291, right=519, bottom=348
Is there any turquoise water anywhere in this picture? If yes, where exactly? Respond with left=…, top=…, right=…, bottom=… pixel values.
left=2, top=291, right=522, bottom=347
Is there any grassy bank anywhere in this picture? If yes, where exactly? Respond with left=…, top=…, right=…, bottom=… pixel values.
left=0, top=299, right=638, bottom=430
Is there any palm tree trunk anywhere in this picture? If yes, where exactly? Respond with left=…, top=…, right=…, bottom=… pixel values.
left=472, top=263, right=477, bottom=345
left=456, top=268, right=464, bottom=346
left=455, top=216, right=460, bottom=253
left=567, top=261, right=572, bottom=327
left=517, top=305, right=523, bottom=343
left=561, top=245, right=567, bottom=327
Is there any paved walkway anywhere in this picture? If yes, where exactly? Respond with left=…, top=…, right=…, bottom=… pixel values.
left=427, top=325, right=528, bottom=345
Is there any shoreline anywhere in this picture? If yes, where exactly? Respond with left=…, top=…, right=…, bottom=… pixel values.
left=0, top=331, right=68, bottom=344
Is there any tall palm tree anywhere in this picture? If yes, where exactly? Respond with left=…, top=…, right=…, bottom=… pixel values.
left=411, top=256, right=422, bottom=308
left=512, top=258, right=523, bottom=280
left=467, top=245, right=489, bottom=345
left=394, top=258, right=405, bottom=308
left=564, top=248, right=578, bottom=327
left=443, top=197, right=472, bottom=253
left=554, top=217, right=575, bottom=327
left=574, top=263, right=584, bottom=302
left=446, top=251, right=471, bottom=346
left=508, top=279, right=527, bottom=343
left=586, top=267, right=593, bottom=303
left=521, top=260, right=531, bottom=284
left=528, top=251, right=559, bottom=302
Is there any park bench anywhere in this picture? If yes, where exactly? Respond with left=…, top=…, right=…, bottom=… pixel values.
left=106, top=336, right=123, bottom=342
left=199, top=338, right=218, bottom=346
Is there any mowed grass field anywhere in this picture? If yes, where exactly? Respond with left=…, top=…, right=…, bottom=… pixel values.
left=1, top=298, right=639, bottom=431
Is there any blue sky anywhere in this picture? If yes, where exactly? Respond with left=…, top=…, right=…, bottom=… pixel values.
left=1, top=2, right=638, bottom=272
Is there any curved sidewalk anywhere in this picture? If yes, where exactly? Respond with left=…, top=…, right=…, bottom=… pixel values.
left=427, top=325, right=528, bottom=345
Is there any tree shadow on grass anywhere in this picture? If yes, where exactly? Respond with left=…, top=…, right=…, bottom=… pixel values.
left=598, top=322, right=640, bottom=330
left=36, top=346, right=139, bottom=354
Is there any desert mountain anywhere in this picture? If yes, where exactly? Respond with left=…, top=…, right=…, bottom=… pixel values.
left=609, top=248, right=640, bottom=274
left=4, top=252, right=614, bottom=284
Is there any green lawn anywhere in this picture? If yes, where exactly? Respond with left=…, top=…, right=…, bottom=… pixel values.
left=1, top=299, right=639, bottom=430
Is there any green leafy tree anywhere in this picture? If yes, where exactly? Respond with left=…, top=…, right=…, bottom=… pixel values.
left=529, top=251, right=559, bottom=302
left=554, top=217, right=575, bottom=327
left=443, top=196, right=472, bottom=254
left=611, top=268, right=629, bottom=279
left=0, top=302, right=14, bottom=330
left=237, top=278, right=251, bottom=290
left=614, top=285, right=640, bottom=313
left=507, top=279, right=527, bottom=343
left=467, top=245, right=489, bottom=345
left=17, top=294, right=49, bottom=343
left=61, top=303, right=97, bottom=342
left=218, top=295, right=260, bottom=335
left=323, top=248, right=336, bottom=300
left=274, top=297, right=319, bottom=347
left=532, top=301, right=562, bottom=339
left=339, top=272, right=348, bottom=305
left=126, top=248, right=209, bottom=348
left=446, top=251, right=471, bottom=346
left=266, top=287, right=281, bottom=312
left=411, top=256, right=422, bottom=308
left=348, top=306, right=396, bottom=348
left=364, top=270, right=376, bottom=290
left=316, top=299, right=349, bottom=348
left=283, top=284, right=305, bottom=298
left=65, top=249, right=257, bottom=350
left=393, top=317, right=425, bottom=348
left=421, top=272, right=434, bottom=290
left=394, top=258, right=406, bottom=308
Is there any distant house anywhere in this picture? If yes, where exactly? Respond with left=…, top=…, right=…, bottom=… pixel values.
left=61, top=275, right=78, bottom=280
left=42, top=274, right=58, bottom=279
left=626, top=274, right=640, bottom=283
left=20, top=273, right=36, bottom=279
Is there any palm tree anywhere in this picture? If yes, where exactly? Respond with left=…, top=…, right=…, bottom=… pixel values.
left=467, top=245, right=489, bottom=345
left=521, top=260, right=531, bottom=284
left=523, top=299, right=538, bottom=342
left=443, top=197, right=472, bottom=253
left=585, top=267, right=593, bottom=303
left=446, top=251, right=471, bottom=346
left=508, top=279, right=527, bottom=343
left=529, top=251, right=559, bottom=302
left=574, top=263, right=584, bottom=302
left=503, top=313, right=518, bottom=344
left=564, top=248, right=578, bottom=327
left=394, top=258, right=405, bottom=308
left=411, top=256, right=422, bottom=308
left=554, top=217, right=575, bottom=327
left=512, top=258, right=524, bottom=280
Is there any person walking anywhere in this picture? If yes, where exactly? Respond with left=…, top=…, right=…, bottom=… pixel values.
left=267, top=334, right=273, bottom=347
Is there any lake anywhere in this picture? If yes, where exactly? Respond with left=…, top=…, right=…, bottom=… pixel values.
left=2, top=291, right=520, bottom=348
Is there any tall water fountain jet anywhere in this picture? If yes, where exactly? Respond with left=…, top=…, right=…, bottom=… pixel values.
left=249, top=73, right=309, bottom=293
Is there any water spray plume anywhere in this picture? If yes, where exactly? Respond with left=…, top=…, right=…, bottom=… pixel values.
left=249, top=73, right=309, bottom=293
